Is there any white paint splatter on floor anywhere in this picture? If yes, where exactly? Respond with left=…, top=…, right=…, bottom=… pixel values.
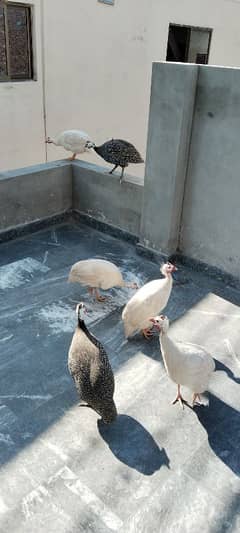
left=38, top=270, right=145, bottom=336
left=0, top=394, right=52, bottom=401
left=42, top=251, right=49, bottom=265
left=0, top=335, right=13, bottom=343
left=38, top=302, right=77, bottom=334
left=0, top=258, right=50, bottom=290
left=0, top=433, right=15, bottom=446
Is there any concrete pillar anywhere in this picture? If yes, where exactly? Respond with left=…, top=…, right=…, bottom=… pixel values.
left=140, top=62, right=199, bottom=255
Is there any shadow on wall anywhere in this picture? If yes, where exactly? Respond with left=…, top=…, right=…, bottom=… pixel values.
left=98, top=414, right=170, bottom=475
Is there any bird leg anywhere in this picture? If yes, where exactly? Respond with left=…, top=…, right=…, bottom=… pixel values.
left=68, top=153, right=77, bottom=161
left=87, top=287, right=95, bottom=301
left=109, top=164, right=118, bottom=175
left=142, top=327, right=153, bottom=340
left=192, top=393, right=201, bottom=406
left=119, top=167, right=125, bottom=184
left=94, top=288, right=107, bottom=302
left=172, top=385, right=188, bottom=409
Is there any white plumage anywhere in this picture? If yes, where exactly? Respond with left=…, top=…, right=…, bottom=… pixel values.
left=151, top=315, right=215, bottom=406
left=46, top=130, right=93, bottom=160
left=68, top=259, right=138, bottom=302
left=122, top=262, right=176, bottom=338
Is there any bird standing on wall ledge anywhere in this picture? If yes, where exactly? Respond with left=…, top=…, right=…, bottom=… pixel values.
left=122, top=262, right=177, bottom=339
left=68, top=303, right=117, bottom=424
left=92, top=139, right=144, bottom=183
left=150, top=315, right=215, bottom=408
left=68, top=259, right=138, bottom=302
left=46, top=130, right=93, bottom=160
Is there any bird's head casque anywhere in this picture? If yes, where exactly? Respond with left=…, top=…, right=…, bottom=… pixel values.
left=160, top=262, right=177, bottom=276
left=76, top=302, right=88, bottom=320
left=85, top=140, right=95, bottom=150
left=149, top=315, right=169, bottom=333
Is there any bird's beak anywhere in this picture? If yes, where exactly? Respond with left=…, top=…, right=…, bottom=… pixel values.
left=149, top=318, right=156, bottom=324
left=172, top=265, right=178, bottom=272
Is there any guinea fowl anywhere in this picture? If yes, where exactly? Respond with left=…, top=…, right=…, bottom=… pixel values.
left=93, top=139, right=144, bottom=183
left=122, top=262, right=177, bottom=339
left=68, top=303, right=117, bottom=423
left=46, top=130, right=93, bottom=160
left=150, top=315, right=215, bottom=407
left=68, top=258, right=138, bottom=302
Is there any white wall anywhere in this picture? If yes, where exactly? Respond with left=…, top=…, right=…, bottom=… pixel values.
left=2, top=0, right=240, bottom=175
left=0, top=0, right=45, bottom=172
left=43, top=0, right=240, bottom=177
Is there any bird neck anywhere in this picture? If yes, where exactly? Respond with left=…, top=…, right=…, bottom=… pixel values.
left=160, top=330, right=176, bottom=373
left=77, top=318, right=100, bottom=348
left=77, top=318, right=88, bottom=333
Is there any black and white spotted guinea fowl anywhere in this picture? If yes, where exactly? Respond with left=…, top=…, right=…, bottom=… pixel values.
left=93, top=139, right=144, bottom=183
left=68, top=303, right=117, bottom=424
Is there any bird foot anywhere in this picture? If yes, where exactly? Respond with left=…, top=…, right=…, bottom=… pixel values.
left=192, top=393, right=201, bottom=407
left=142, top=328, right=153, bottom=340
left=96, top=295, right=107, bottom=302
left=172, top=394, right=188, bottom=409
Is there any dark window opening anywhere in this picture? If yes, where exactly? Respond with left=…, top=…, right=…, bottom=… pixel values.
left=0, top=2, right=33, bottom=81
left=166, top=24, right=212, bottom=65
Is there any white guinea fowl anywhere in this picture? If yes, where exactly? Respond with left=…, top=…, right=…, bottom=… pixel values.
left=122, top=262, right=177, bottom=339
left=150, top=315, right=215, bottom=407
left=46, top=130, right=93, bottom=160
left=68, top=259, right=138, bottom=302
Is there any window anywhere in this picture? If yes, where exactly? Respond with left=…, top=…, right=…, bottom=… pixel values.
left=0, top=2, right=33, bottom=81
left=166, top=24, right=212, bottom=65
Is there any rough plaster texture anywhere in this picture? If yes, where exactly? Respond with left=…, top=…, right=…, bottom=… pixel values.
left=72, top=160, right=143, bottom=237
left=0, top=161, right=72, bottom=233
left=180, top=65, right=240, bottom=277
left=140, top=62, right=198, bottom=254
left=0, top=222, right=239, bottom=532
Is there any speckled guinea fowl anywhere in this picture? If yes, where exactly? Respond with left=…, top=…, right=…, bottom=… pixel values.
left=68, top=303, right=117, bottom=424
left=93, top=139, right=144, bottom=183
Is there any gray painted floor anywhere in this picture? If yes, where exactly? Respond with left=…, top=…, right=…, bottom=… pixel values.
left=0, top=222, right=239, bottom=533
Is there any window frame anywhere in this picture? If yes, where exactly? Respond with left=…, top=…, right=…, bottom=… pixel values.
left=166, top=23, right=213, bottom=65
left=0, top=1, right=34, bottom=82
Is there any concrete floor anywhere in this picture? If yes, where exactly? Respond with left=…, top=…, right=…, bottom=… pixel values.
left=0, top=222, right=239, bottom=533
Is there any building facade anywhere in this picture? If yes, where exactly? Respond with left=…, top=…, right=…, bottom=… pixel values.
left=1, top=0, right=240, bottom=175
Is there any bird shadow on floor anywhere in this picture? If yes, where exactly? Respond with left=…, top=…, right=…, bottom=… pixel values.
left=97, top=414, right=169, bottom=476
left=214, top=359, right=240, bottom=384
left=191, top=393, right=240, bottom=477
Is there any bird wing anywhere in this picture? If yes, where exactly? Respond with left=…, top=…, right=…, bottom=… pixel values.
left=175, top=343, right=215, bottom=388
left=122, top=278, right=171, bottom=333
left=113, top=140, right=143, bottom=164
left=89, top=345, right=115, bottom=400
left=68, top=259, right=122, bottom=289
left=58, top=130, right=90, bottom=153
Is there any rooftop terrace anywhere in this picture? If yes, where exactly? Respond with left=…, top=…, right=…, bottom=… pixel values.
left=0, top=220, right=239, bottom=533
left=1, top=60, right=240, bottom=532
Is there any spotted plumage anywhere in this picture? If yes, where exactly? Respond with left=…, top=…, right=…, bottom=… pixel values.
left=68, top=303, right=117, bottom=423
left=94, top=139, right=144, bottom=183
